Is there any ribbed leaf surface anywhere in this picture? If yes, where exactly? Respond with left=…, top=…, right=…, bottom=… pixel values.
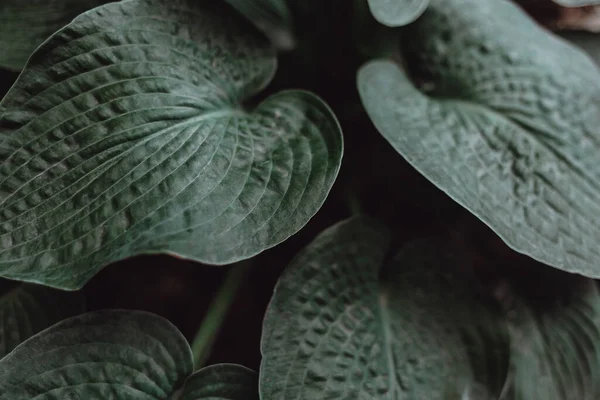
left=0, top=0, right=343, bottom=289
left=260, top=217, right=509, bottom=399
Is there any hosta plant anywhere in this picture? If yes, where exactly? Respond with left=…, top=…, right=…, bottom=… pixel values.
left=1, top=0, right=600, bottom=399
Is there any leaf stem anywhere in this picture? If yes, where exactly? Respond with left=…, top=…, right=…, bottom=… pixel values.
left=190, top=261, right=250, bottom=369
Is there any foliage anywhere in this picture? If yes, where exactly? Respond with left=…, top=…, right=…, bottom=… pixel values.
left=1, top=0, right=600, bottom=399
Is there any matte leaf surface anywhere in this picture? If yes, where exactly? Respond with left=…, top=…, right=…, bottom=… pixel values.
left=367, top=0, right=429, bottom=27
left=181, top=364, right=258, bottom=400
left=0, top=0, right=343, bottom=289
left=0, top=310, right=193, bottom=399
left=0, top=0, right=109, bottom=71
left=260, top=217, right=509, bottom=399
left=509, top=281, right=600, bottom=399
left=0, top=282, right=84, bottom=358
left=359, top=0, right=600, bottom=277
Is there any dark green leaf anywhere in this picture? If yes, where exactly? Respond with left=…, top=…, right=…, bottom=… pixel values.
left=367, top=0, right=429, bottom=27
left=0, top=282, right=84, bottom=358
left=0, top=0, right=343, bottom=289
left=260, top=217, right=509, bottom=399
left=0, top=310, right=193, bottom=399
left=181, top=364, right=258, bottom=400
left=358, top=0, right=600, bottom=277
left=508, top=281, right=600, bottom=399
left=0, top=0, right=109, bottom=71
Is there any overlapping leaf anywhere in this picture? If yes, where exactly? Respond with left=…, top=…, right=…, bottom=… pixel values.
left=359, top=0, right=600, bottom=277
left=508, top=281, right=600, bottom=400
left=0, top=309, right=257, bottom=399
left=0, top=0, right=109, bottom=71
left=367, top=0, right=429, bottom=27
left=0, top=0, right=343, bottom=289
left=181, top=364, right=258, bottom=400
left=260, top=217, right=509, bottom=399
left=0, top=282, right=84, bottom=357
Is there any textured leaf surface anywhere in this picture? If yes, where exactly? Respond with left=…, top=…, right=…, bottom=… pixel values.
left=260, top=217, right=509, bottom=399
left=181, top=364, right=258, bottom=400
left=0, top=0, right=343, bottom=289
left=358, top=0, right=600, bottom=277
left=367, top=0, right=429, bottom=27
left=0, top=282, right=84, bottom=358
left=0, top=0, right=109, bottom=71
left=509, top=281, right=600, bottom=399
left=0, top=310, right=193, bottom=399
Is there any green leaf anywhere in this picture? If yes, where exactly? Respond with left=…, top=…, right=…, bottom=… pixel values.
left=0, top=0, right=109, bottom=71
left=0, top=282, right=84, bottom=358
left=0, top=310, right=193, bottom=398
left=0, top=0, right=343, bottom=289
left=180, top=364, right=258, bottom=400
left=260, top=217, right=509, bottom=399
left=508, top=281, right=600, bottom=399
left=358, top=0, right=600, bottom=277
left=367, top=0, right=429, bottom=27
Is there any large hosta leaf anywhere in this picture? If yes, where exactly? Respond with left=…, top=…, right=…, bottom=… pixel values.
left=260, top=217, right=509, bottom=399
left=181, top=364, right=258, bottom=400
left=367, top=0, right=429, bottom=27
left=508, top=281, right=600, bottom=399
left=0, top=282, right=84, bottom=357
left=358, top=0, right=600, bottom=277
left=0, top=0, right=109, bottom=71
left=0, top=0, right=343, bottom=289
left=0, top=310, right=193, bottom=398
left=0, top=309, right=258, bottom=399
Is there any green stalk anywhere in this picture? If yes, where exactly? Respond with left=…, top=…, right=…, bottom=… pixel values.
left=190, top=261, right=250, bottom=369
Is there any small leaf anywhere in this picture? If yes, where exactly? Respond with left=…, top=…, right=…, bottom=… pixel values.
left=367, top=0, right=429, bottom=27
left=358, top=0, right=600, bottom=277
left=0, top=282, right=84, bottom=358
left=0, top=310, right=193, bottom=398
left=0, top=0, right=343, bottom=289
left=0, top=0, right=109, bottom=71
left=508, top=281, right=600, bottom=399
left=260, top=217, right=509, bottom=399
left=181, top=364, right=258, bottom=400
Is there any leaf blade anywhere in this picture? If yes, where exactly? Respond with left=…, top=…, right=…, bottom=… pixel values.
left=0, top=310, right=193, bottom=399
left=367, top=0, right=429, bottom=27
left=0, top=0, right=343, bottom=289
left=359, top=0, right=600, bottom=277
left=181, top=364, right=258, bottom=400
left=260, top=217, right=509, bottom=399
left=0, top=282, right=84, bottom=358
left=0, top=0, right=110, bottom=71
